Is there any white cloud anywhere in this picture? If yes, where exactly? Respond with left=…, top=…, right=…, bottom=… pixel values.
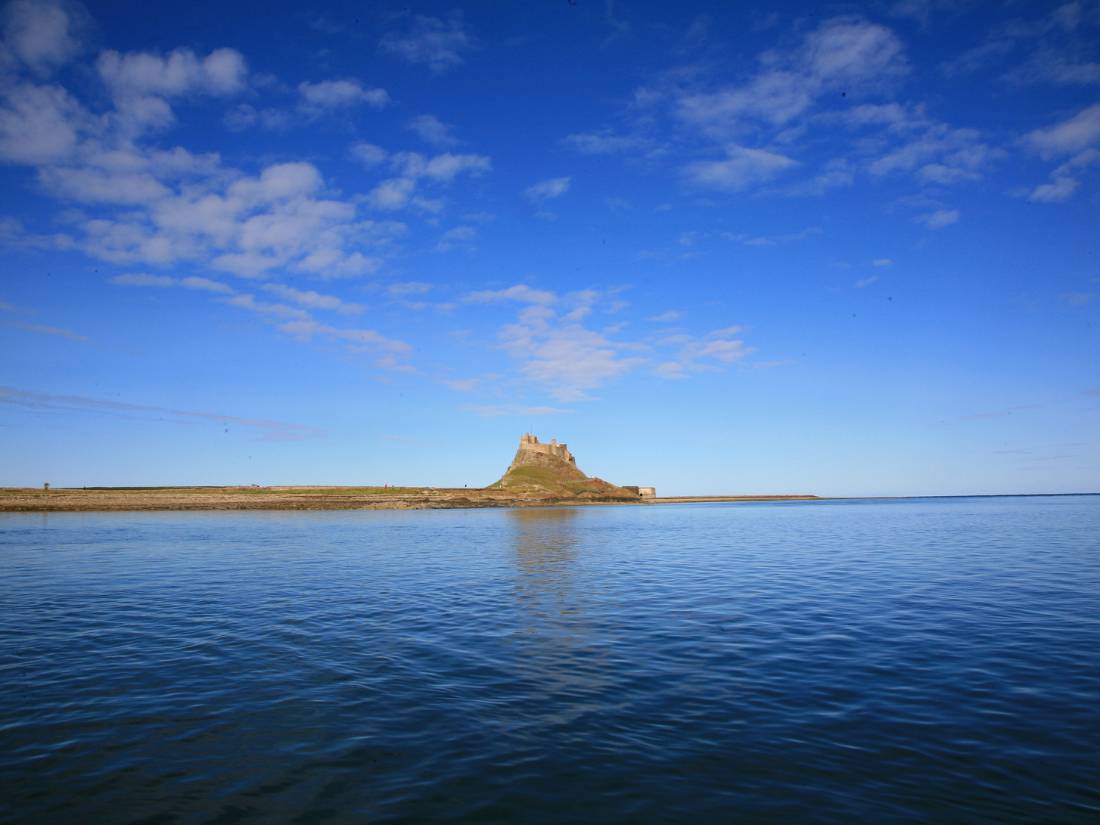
left=652, top=325, right=752, bottom=379
left=407, top=114, right=457, bottom=146
left=111, top=269, right=405, bottom=367
left=224, top=293, right=311, bottom=320
left=5, top=320, right=88, bottom=341
left=41, top=150, right=407, bottom=277
left=654, top=361, right=688, bottom=379
left=436, top=225, right=476, bottom=252
left=723, top=226, right=821, bottom=246
left=525, top=176, right=571, bottom=201
left=110, top=272, right=235, bottom=293
left=676, top=17, right=906, bottom=136
left=180, top=276, right=233, bottom=293
left=261, top=283, right=364, bottom=314
left=562, top=130, right=654, bottom=155
left=278, top=318, right=411, bottom=362
left=803, top=17, right=907, bottom=86
left=380, top=13, right=475, bottom=74
left=918, top=208, right=960, bottom=229
left=1, top=0, right=88, bottom=74
left=0, top=82, right=86, bottom=164
left=298, top=79, right=389, bottom=111
left=223, top=103, right=291, bottom=131
left=350, top=142, right=388, bottom=167
left=867, top=119, right=997, bottom=183
left=501, top=305, right=642, bottom=401
left=1029, top=176, right=1079, bottom=202
left=419, top=152, right=491, bottom=181
left=110, top=272, right=174, bottom=287
left=465, top=284, right=556, bottom=305
left=684, top=145, right=797, bottom=191
left=647, top=310, right=682, bottom=323
left=855, top=274, right=879, bottom=288
left=363, top=152, right=490, bottom=212
left=872, top=258, right=894, bottom=267
left=386, top=281, right=432, bottom=297
left=1025, top=104, right=1100, bottom=158
left=698, top=338, right=749, bottom=363
left=98, top=47, right=248, bottom=99
left=365, top=177, right=417, bottom=210
left=1029, top=147, right=1100, bottom=202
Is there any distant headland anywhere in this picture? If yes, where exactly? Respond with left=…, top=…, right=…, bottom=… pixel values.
left=0, top=434, right=821, bottom=512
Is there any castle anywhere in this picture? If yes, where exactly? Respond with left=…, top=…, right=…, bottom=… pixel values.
left=503, top=434, right=655, bottom=497
left=510, top=433, right=577, bottom=468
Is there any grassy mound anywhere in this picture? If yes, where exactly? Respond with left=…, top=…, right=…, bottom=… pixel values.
left=489, top=455, right=637, bottom=500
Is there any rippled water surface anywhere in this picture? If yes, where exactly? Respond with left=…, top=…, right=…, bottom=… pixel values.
left=2, top=497, right=1099, bottom=823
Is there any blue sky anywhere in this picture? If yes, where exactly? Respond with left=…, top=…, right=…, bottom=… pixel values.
left=0, top=0, right=1097, bottom=496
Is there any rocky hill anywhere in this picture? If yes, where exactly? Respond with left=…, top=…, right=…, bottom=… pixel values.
left=487, top=434, right=639, bottom=501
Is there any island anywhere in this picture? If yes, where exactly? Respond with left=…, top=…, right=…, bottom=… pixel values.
left=0, top=434, right=821, bottom=511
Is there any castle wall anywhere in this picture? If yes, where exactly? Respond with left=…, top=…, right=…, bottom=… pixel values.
left=515, top=434, right=576, bottom=465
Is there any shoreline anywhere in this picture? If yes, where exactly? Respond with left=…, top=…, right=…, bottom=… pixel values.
left=0, top=486, right=823, bottom=512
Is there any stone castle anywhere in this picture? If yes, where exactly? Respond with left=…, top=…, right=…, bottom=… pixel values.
left=509, top=433, right=578, bottom=469
left=503, top=434, right=655, bottom=497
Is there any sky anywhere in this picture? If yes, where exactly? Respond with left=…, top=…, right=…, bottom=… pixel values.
left=0, top=0, right=1097, bottom=496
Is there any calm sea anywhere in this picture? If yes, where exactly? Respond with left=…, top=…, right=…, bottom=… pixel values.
left=1, top=497, right=1098, bottom=824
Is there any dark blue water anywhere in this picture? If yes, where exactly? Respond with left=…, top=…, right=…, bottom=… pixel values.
left=1, top=497, right=1098, bottom=824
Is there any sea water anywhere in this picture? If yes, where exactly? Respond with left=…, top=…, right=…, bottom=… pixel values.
left=1, top=497, right=1098, bottom=823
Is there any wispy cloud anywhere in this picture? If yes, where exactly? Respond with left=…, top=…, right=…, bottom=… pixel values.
left=261, top=283, right=364, bottom=314
left=380, top=12, right=475, bottom=74
left=224, top=293, right=311, bottom=321
left=917, top=208, right=960, bottom=229
left=501, top=307, right=643, bottom=401
left=684, top=145, right=797, bottom=191
left=407, top=114, right=458, bottom=146
left=1025, top=103, right=1100, bottom=159
left=111, top=273, right=234, bottom=293
left=854, top=275, right=879, bottom=288
left=0, top=385, right=321, bottom=441
left=298, top=79, right=389, bottom=112
left=5, top=320, right=89, bottom=342
left=525, top=176, right=571, bottom=202
left=364, top=151, right=492, bottom=212
left=1029, top=176, right=1079, bottom=202
left=436, top=225, right=477, bottom=252
left=277, top=319, right=412, bottom=370
left=562, top=130, right=657, bottom=155
left=674, top=18, right=907, bottom=137
left=465, top=284, right=556, bottom=305
left=1063, top=292, right=1093, bottom=306
left=386, top=281, right=432, bottom=298
left=941, top=4, right=1100, bottom=88
left=723, top=226, right=821, bottom=247
left=653, top=326, right=752, bottom=379
left=462, top=404, right=569, bottom=417
left=647, top=310, right=682, bottom=323
left=1, top=0, right=90, bottom=75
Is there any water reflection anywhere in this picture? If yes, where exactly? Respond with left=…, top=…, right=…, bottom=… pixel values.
left=508, top=507, right=579, bottom=619
left=507, top=508, right=614, bottom=726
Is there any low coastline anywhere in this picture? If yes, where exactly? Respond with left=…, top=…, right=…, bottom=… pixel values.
left=0, top=486, right=823, bottom=512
